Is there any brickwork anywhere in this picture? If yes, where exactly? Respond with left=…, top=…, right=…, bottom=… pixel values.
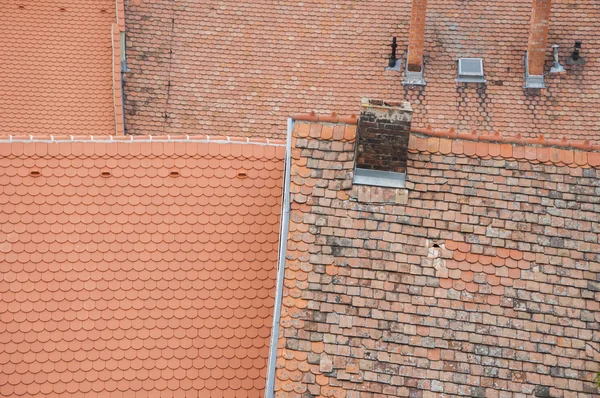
left=356, top=100, right=412, bottom=173
left=527, top=0, right=552, bottom=76
left=273, top=119, right=600, bottom=397
left=407, top=0, right=427, bottom=72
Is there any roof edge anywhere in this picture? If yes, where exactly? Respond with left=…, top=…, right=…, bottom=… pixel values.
left=411, top=126, right=599, bottom=152
left=292, top=112, right=358, bottom=125
left=409, top=133, right=600, bottom=168
left=0, top=135, right=286, bottom=146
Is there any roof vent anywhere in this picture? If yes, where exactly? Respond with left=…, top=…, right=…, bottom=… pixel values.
left=566, top=41, right=585, bottom=65
left=549, top=44, right=565, bottom=74
left=457, top=58, right=486, bottom=83
left=386, top=37, right=400, bottom=70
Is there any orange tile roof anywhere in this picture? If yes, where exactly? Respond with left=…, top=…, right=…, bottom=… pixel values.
left=124, top=1, right=600, bottom=140
left=440, top=240, right=532, bottom=298
left=0, top=0, right=122, bottom=135
left=0, top=137, right=284, bottom=397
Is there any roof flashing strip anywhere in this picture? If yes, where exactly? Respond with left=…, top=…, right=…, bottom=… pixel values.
left=353, top=168, right=407, bottom=189
left=263, top=118, right=293, bottom=398
left=524, top=53, right=546, bottom=89
left=0, top=136, right=286, bottom=146
left=403, top=51, right=426, bottom=86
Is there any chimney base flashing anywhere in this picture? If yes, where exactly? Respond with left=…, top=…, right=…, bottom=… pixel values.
left=353, top=168, right=406, bottom=189
left=385, top=61, right=402, bottom=72
left=403, top=53, right=426, bottom=86
left=403, top=71, right=426, bottom=86
left=524, top=54, right=547, bottom=89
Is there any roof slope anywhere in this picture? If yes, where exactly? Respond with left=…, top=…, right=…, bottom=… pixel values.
left=0, top=0, right=117, bottom=135
left=124, top=0, right=600, bottom=141
left=274, top=119, right=600, bottom=397
left=0, top=137, right=284, bottom=397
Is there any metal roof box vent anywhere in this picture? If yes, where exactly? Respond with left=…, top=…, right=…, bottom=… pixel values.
left=457, top=58, right=486, bottom=83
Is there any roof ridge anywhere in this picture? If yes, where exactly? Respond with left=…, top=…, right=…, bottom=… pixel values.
left=293, top=112, right=358, bottom=125
left=0, top=134, right=286, bottom=146
left=409, top=133, right=600, bottom=168
left=411, top=126, right=599, bottom=152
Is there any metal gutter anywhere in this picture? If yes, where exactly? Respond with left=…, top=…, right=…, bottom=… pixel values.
left=264, top=118, right=293, bottom=398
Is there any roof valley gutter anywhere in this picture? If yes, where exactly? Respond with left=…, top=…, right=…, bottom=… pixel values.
left=264, top=118, right=293, bottom=398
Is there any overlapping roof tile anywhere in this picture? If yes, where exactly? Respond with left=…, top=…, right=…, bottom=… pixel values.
left=0, top=137, right=284, bottom=397
left=124, top=1, right=600, bottom=140
left=408, top=126, right=600, bottom=167
left=1, top=0, right=118, bottom=135
left=273, top=117, right=600, bottom=397
left=439, top=240, right=532, bottom=300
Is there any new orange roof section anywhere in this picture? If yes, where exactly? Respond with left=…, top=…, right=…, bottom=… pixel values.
left=0, top=0, right=118, bottom=136
left=0, top=138, right=285, bottom=397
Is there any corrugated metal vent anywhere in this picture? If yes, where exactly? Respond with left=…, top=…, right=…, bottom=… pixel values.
left=457, top=58, right=486, bottom=83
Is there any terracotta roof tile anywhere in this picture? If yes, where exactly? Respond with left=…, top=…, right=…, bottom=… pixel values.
left=270, top=120, right=592, bottom=396
left=1, top=0, right=120, bottom=135
left=0, top=137, right=284, bottom=397
left=438, top=239, right=536, bottom=300
left=408, top=128, right=600, bottom=167
left=125, top=1, right=600, bottom=140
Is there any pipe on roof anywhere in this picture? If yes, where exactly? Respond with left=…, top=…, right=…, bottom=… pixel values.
left=263, top=118, right=293, bottom=398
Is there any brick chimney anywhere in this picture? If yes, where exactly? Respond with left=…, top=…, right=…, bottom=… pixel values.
left=527, top=0, right=552, bottom=76
left=356, top=99, right=413, bottom=174
left=407, top=0, right=427, bottom=72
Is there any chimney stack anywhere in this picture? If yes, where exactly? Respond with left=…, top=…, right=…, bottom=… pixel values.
left=356, top=99, right=413, bottom=174
left=407, top=0, right=427, bottom=72
left=527, top=0, right=552, bottom=76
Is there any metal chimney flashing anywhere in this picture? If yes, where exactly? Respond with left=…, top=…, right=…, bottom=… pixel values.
left=403, top=52, right=426, bottom=86
left=354, top=168, right=406, bottom=189
left=524, top=53, right=546, bottom=89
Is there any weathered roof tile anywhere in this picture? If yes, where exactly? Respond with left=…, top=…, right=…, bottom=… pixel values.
left=124, top=1, right=600, bottom=140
